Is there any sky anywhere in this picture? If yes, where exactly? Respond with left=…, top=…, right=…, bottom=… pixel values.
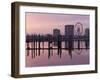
left=26, top=12, right=90, bottom=35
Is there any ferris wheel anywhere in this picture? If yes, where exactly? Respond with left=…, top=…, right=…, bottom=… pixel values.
left=74, top=22, right=83, bottom=36
left=74, top=22, right=84, bottom=55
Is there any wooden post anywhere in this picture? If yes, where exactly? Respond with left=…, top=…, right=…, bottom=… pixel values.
left=78, top=40, right=80, bottom=50
left=27, top=42, right=30, bottom=56
left=78, top=36, right=80, bottom=50
left=48, top=41, right=50, bottom=59
left=38, top=35, right=41, bottom=56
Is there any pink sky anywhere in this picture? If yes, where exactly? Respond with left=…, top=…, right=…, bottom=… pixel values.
left=26, top=12, right=89, bottom=35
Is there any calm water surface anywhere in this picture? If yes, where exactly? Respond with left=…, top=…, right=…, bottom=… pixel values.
left=25, top=41, right=89, bottom=67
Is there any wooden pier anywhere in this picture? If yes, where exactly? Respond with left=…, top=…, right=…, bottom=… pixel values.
left=26, top=34, right=89, bottom=59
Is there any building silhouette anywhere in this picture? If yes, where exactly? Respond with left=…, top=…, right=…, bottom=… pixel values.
left=85, top=28, right=89, bottom=36
left=84, top=28, right=89, bottom=49
left=65, top=25, right=74, bottom=49
left=53, top=29, right=61, bottom=46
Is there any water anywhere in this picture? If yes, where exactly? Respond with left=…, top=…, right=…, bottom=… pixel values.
left=25, top=41, right=89, bottom=67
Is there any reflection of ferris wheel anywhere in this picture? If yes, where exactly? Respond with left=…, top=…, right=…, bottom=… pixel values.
left=74, top=22, right=83, bottom=55
left=74, top=22, right=83, bottom=36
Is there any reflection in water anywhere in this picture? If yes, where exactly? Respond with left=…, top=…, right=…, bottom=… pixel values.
left=26, top=41, right=89, bottom=67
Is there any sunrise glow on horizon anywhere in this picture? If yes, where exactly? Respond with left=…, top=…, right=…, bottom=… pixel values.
left=26, top=12, right=90, bottom=35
